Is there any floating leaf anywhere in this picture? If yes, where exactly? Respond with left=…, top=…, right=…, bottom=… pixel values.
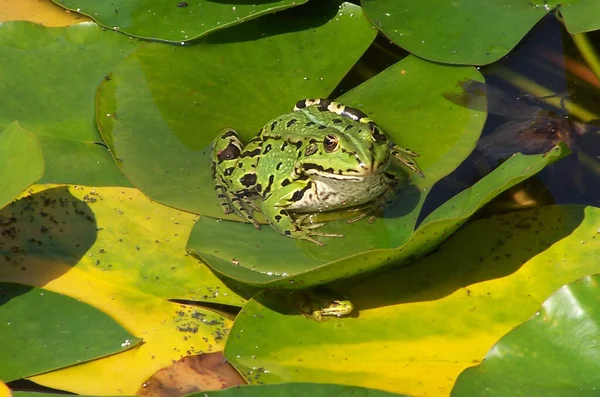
left=452, top=273, right=600, bottom=397
left=0, top=0, right=88, bottom=26
left=96, top=1, right=377, bottom=215
left=0, top=123, right=43, bottom=210
left=224, top=205, right=600, bottom=396
left=137, top=352, right=246, bottom=396
left=0, top=380, right=10, bottom=397
left=188, top=107, right=566, bottom=289
left=0, top=185, right=242, bottom=394
left=559, top=2, right=600, bottom=34
left=0, top=283, right=140, bottom=381
left=187, top=56, right=485, bottom=288
left=14, top=394, right=133, bottom=397
left=361, top=0, right=600, bottom=65
left=52, top=0, right=308, bottom=42
left=0, top=21, right=137, bottom=186
left=191, top=383, right=410, bottom=397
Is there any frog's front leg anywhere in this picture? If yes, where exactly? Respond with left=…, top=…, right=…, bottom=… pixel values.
left=261, top=181, right=343, bottom=246
left=211, top=129, right=261, bottom=229
left=389, top=143, right=425, bottom=178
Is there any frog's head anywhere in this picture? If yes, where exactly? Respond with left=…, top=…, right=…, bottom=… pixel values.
left=299, top=125, right=391, bottom=180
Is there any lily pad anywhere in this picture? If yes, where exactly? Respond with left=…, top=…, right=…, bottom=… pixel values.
left=224, top=205, right=600, bottom=396
left=52, top=0, right=308, bottom=42
left=14, top=394, right=133, bottom=397
left=560, top=2, right=600, bottom=34
left=191, top=383, right=410, bottom=397
left=96, top=1, right=377, bottom=215
left=0, top=185, right=242, bottom=395
left=452, top=273, right=600, bottom=397
left=0, top=0, right=88, bottom=27
left=0, top=283, right=140, bottom=381
left=361, top=0, right=600, bottom=65
left=188, top=78, right=567, bottom=289
left=0, top=382, right=8, bottom=397
left=0, top=21, right=137, bottom=186
left=0, top=123, right=43, bottom=210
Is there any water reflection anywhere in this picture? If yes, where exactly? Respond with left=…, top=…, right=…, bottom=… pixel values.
left=447, top=79, right=591, bottom=162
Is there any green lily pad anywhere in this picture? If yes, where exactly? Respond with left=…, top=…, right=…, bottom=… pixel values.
left=0, top=283, right=140, bottom=382
left=96, top=1, right=377, bottom=215
left=560, top=2, right=600, bottom=34
left=452, top=273, right=600, bottom=397
left=224, top=205, right=600, bottom=396
left=188, top=144, right=567, bottom=289
left=361, top=0, right=600, bottom=65
left=0, top=21, right=137, bottom=186
left=191, top=383, right=410, bottom=397
left=52, top=0, right=308, bottom=43
left=0, top=123, right=43, bottom=210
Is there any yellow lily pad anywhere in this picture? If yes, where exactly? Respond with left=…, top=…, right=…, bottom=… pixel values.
left=0, top=0, right=88, bottom=26
left=0, top=381, right=10, bottom=397
left=0, top=185, right=244, bottom=394
left=224, top=205, right=600, bottom=396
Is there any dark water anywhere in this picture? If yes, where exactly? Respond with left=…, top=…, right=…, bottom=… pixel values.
left=421, top=13, right=600, bottom=221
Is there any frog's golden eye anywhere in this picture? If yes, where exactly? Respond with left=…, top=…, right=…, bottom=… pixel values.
left=323, top=134, right=339, bottom=152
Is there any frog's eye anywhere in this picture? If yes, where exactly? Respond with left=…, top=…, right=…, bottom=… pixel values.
left=323, top=134, right=339, bottom=152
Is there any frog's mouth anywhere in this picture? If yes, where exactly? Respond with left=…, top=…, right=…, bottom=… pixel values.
left=302, top=162, right=385, bottom=180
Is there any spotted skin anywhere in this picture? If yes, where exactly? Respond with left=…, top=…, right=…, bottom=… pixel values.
left=295, top=99, right=424, bottom=177
left=211, top=99, right=424, bottom=245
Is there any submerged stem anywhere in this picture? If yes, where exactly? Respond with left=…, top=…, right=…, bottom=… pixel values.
left=489, top=66, right=600, bottom=122
left=571, top=33, right=600, bottom=88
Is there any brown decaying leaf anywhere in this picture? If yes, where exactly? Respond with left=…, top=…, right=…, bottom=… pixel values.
left=137, top=352, right=246, bottom=397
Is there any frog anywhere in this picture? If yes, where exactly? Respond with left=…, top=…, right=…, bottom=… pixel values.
left=211, top=98, right=423, bottom=245
left=298, top=297, right=354, bottom=321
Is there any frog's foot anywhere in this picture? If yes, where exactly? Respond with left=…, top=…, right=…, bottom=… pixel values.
left=213, top=183, right=260, bottom=228
left=294, top=213, right=330, bottom=230
left=274, top=212, right=343, bottom=246
left=346, top=187, right=396, bottom=224
left=231, top=196, right=261, bottom=229
left=211, top=128, right=262, bottom=229
left=287, top=229, right=343, bottom=246
left=390, top=144, right=425, bottom=178
left=346, top=206, right=380, bottom=224
left=214, top=182, right=234, bottom=214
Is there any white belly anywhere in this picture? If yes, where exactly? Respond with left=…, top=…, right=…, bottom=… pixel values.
left=286, top=174, right=389, bottom=212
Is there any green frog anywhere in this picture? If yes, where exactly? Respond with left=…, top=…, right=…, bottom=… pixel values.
left=298, top=297, right=354, bottom=321
left=211, top=99, right=423, bottom=245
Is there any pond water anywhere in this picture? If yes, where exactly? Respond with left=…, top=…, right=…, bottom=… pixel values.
left=421, top=14, right=600, bottom=220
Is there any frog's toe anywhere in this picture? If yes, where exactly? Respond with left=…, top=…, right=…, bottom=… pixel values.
left=247, top=216, right=261, bottom=230
left=346, top=212, right=369, bottom=224
left=311, top=231, right=344, bottom=238
left=291, top=230, right=344, bottom=246
left=304, top=235, right=325, bottom=246
left=347, top=207, right=381, bottom=224
left=308, top=231, right=344, bottom=246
